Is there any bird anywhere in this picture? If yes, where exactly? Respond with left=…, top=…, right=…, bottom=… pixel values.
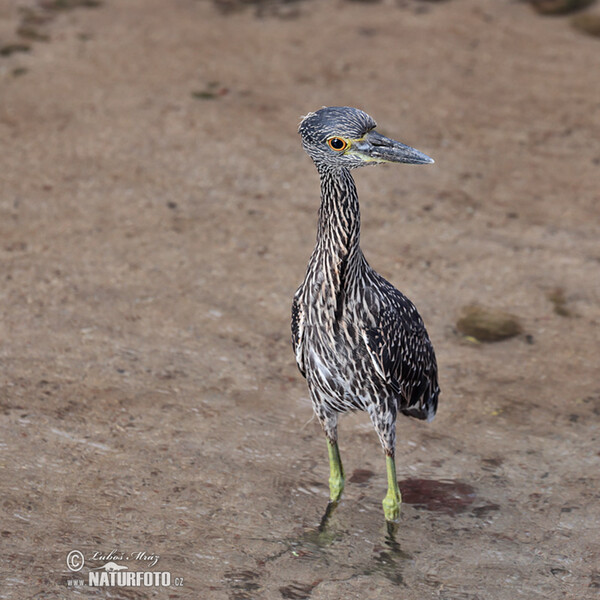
left=291, top=106, right=440, bottom=522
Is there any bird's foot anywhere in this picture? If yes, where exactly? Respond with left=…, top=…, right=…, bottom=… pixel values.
left=383, top=453, right=402, bottom=522
left=382, top=489, right=402, bottom=523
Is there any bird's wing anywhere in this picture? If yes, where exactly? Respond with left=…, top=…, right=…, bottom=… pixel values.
left=291, top=288, right=306, bottom=377
left=361, top=281, right=439, bottom=421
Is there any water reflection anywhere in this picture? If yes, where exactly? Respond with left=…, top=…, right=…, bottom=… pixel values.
left=242, top=477, right=496, bottom=596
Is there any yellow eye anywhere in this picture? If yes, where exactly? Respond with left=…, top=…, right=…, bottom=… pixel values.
left=327, top=137, right=347, bottom=151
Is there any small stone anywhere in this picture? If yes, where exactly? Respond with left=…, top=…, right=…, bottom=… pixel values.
left=456, top=305, right=523, bottom=342
left=0, top=43, right=31, bottom=57
left=39, top=0, right=102, bottom=10
left=547, top=287, right=572, bottom=317
left=17, top=25, right=50, bottom=42
left=191, top=82, right=228, bottom=100
left=529, top=0, right=596, bottom=15
left=571, top=13, right=600, bottom=36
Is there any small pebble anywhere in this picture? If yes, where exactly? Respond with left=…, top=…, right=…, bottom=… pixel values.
left=529, top=0, right=596, bottom=15
left=571, top=13, right=600, bottom=36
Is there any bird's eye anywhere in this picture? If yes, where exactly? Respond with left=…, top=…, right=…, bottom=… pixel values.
left=327, top=137, right=347, bottom=151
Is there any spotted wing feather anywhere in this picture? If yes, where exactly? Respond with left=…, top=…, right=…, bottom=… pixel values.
left=362, top=279, right=439, bottom=421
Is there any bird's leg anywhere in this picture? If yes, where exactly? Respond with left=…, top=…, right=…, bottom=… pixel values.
left=382, top=450, right=402, bottom=522
left=313, top=403, right=345, bottom=503
left=368, top=405, right=401, bottom=521
left=326, top=437, right=345, bottom=503
left=316, top=437, right=344, bottom=532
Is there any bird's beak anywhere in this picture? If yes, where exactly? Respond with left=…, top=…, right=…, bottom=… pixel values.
left=354, top=130, right=434, bottom=165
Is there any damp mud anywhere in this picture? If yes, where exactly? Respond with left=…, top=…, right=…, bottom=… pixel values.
left=1, top=1, right=599, bottom=598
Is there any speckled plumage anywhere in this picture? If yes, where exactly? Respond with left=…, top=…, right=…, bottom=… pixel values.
left=292, top=107, right=439, bottom=464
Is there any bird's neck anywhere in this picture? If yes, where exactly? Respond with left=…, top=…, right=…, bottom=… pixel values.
left=315, top=166, right=361, bottom=263
left=304, top=167, right=363, bottom=314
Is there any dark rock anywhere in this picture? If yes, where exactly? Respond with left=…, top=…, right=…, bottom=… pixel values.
left=456, top=305, right=523, bottom=342
left=0, top=43, right=31, bottom=57
left=529, top=0, right=596, bottom=15
left=547, top=287, right=572, bottom=316
left=571, top=13, right=600, bottom=36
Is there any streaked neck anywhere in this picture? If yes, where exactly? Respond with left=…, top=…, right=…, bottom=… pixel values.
left=316, top=166, right=361, bottom=260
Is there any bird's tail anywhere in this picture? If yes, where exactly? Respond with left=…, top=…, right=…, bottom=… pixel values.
left=400, top=374, right=439, bottom=422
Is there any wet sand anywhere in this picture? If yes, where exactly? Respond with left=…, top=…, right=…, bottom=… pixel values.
left=1, top=0, right=599, bottom=598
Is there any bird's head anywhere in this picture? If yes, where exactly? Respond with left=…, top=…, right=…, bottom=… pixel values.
left=298, top=106, right=433, bottom=171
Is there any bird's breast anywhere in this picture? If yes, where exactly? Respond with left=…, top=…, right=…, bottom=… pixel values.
left=300, top=289, right=379, bottom=410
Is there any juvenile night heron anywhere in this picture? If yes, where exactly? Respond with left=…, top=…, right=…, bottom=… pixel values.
left=292, top=107, right=440, bottom=522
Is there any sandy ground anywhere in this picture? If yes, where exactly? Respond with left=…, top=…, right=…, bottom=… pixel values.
left=1, top=0, right=599, bottom=598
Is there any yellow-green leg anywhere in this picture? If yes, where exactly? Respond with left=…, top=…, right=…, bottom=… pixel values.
left=326, top=439, right=345, bottom=502
left=382, top=454, right=402, bottom=522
